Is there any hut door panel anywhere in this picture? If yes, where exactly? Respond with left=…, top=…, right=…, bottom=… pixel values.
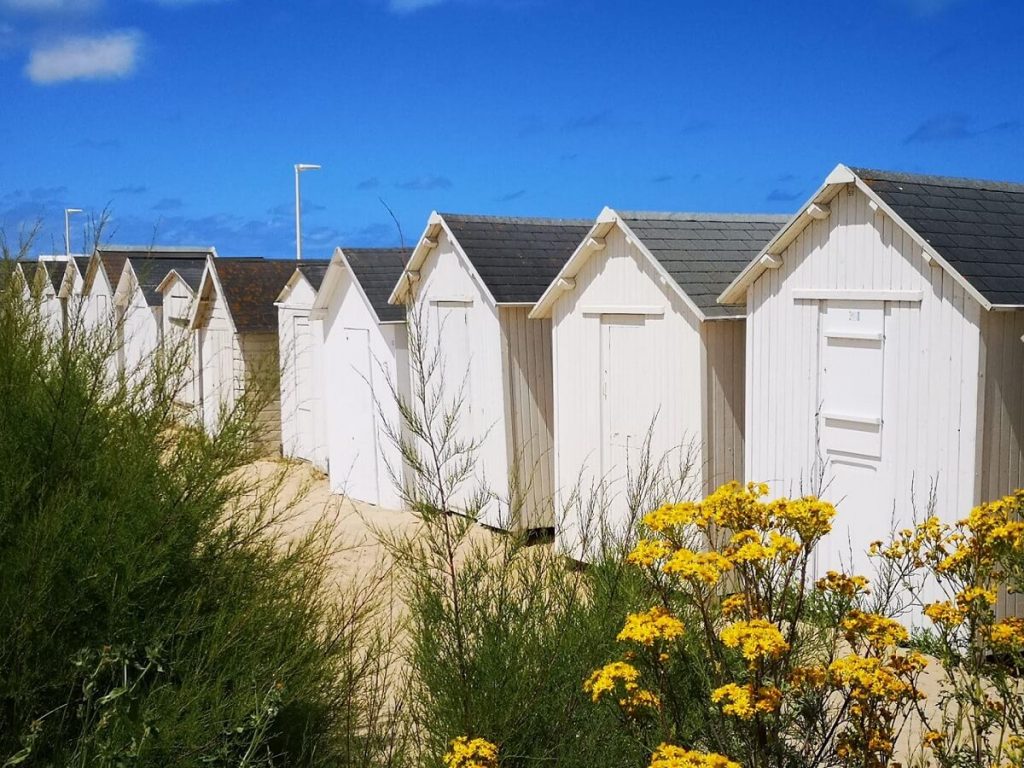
left=293, top=315, right=314, bottom=457
left=434, top=302, right=473, bottom=432
left=600, top=316, right=649, bottom=487
left=816, top=300, right=885, bottom=576
left=340, top=327, right=380, bottom=503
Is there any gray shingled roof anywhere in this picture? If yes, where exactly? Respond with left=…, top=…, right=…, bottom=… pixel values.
left=852, top=168, right=1024, bottom=306
left=129, top=256, right=210, bottom=306
left=618, top=212, right=789, bottom=318
left=41, top=261, right=65, bottom=293
left=296, top=260, right=331, bottom=292
left=442, top=214, right=592, bottom=303
left=346, top=248, right=409, bottom=323
left=164, top=263, right=207, bottom=294
left=73, top=256, right=91, bottom=277
left=216, top=258, right=298, bottom=333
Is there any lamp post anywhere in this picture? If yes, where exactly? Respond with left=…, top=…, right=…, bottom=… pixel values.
left=293, top=164, right=321, bottom=260
left=64, top=207, right=83, bottom=258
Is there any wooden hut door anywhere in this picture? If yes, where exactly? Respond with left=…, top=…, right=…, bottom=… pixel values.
left=293, top=315, right=314, bottom=457
left=600, top=316, right=649, bottom=493
left=816, top=300, right=885, bottom=574
left=341, top=327, right=379, bottom=504
left=434, top=301, right=473, bottom=434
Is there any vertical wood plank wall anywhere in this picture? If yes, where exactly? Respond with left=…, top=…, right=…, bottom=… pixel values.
left=240, top=331, right=282, bottom=456
left=500, top=306, right=555, bottom=528
left=702, top=319, right=746, bottom=493
left=745, top=184, right=983, bottom=577
left=979, top=309, right=1024, bottom=619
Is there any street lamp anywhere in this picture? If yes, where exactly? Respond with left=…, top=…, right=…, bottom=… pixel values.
left=294, top=163, right=321, bottom=260
left=64, top=207, right=83, bottom=258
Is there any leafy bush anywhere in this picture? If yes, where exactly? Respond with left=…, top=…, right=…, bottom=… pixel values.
left=0, top=250, right=394, bottom=767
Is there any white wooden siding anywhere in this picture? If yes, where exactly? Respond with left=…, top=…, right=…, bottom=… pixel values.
left=413, top=228, right=510, bottom=527
left=120, top=286, right=161, bottom=389
left=320, top=266, right=407, bottom=509
left=198, top=285, right=240, bottom=435
left=978, top=309, right=1024, bottom=619
left=550, top=226, right=705, bottom=558
left=701, top=319, right=745, bottom=492
left=499, top=307, right=555, bottom=528
left=744, top=185, right=982, bottom=579
left=239, top=331, right=281, bottom=455
left=161, top=278, right=200, bottom=409
left=278, top=278, right=328, bottom=470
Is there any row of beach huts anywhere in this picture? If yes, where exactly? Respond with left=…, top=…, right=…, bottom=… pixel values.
left=11, top=163, right=1024, bottom=614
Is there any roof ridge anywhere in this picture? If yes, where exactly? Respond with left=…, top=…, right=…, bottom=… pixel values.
left=98, top=244, right=216, bottom=253
left=439, top=212, right=592, bottom=226
left=851, top=167, right=1024, bottom=194
left=618, top=211, right=790, bottom=222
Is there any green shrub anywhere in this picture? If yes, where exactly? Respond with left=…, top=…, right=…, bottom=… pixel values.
left=0, top=249, right=396, bottom=767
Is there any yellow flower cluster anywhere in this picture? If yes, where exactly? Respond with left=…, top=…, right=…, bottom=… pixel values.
left=720, top=593, right=746, bottom=619
left=841, top=610, right=908, bottom=649
left=815, top=571, right=870, bottom=598
left=986, top=617, right=1024, bottom=649
left=924, top=600, right=967, bottom=628
left=663, top=548, right=734, bottom=586
left=789, top=664, right=827, bottom=690
left=957, top=585, right=997, bottom=609
left=719, top=619, right=790, bottom=664
left=725, top=529, right=801, bottom=564
left=711, top=682, right=782, bottom=719
left=617, top=606, right=686, bottom=647
left=627, top=538, right=674, bottom=567
left=444, top=737, right=499, bottom=768
left=584, top=661, right=660, bottom=714
left=584, top=661, right=639, bottom=702
left=648, top=744, right=741, bottom=768
left=828, top=654, right=924, bottom=703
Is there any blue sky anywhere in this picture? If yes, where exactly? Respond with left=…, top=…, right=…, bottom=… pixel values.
left=1, top=0, right=1022, bottom=259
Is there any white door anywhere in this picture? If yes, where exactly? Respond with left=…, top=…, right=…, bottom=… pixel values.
left=293, top=315, right=314, bottom=459
left=434, top=301, right=473, bottom=434
left=339, top=327, right=380, bottom=503
left=600, top=316, right=650, bottom=526
left=817, top=300, right=886, bottom=576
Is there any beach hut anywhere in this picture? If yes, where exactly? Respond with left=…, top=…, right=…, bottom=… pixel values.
left=17, top=258, right=66, bottom=338
left=275, top=259, right=330, bottom=471
left=389, top=212, right=591, bottom=529
left=718, top=164, right=1024, bottom=613
left=156, top=262, right=210, bottom=409
left=310, top=247, right=409, bottom=508
left=191, top=257, right=295, bottom=453
left=531, top=208, right=786, bottom=557
left=112, top=248, right=213, bottom=387
left=59, top=255, right=92, bottom=329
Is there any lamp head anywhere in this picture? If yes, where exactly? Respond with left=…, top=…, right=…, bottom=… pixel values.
left=295, top=164, right=321, bottom=172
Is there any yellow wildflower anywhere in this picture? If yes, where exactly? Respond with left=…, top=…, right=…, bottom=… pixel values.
left=769, top=496, right=835, bottom=541
left=617, top=606, right=686, bottom=647
left=444, top=737, right=499, bottom=768
left=720, top=593, right=746, bottom=619
left=649, top=744, right=741, bottom=768
left=789, top=664, right=827, bottom=690
left=956, top=586, right=997, bottom=609
left=814, top=571, right=869, bottom=598
left=719, top=619, right=789, bottom=664
left=711, top=683, right=781, bottom=719
left=663, top=548, right=733, bottom=586
left=986, top=617, right=1024, bottom=649
left=727, top=529, right=773, bottom=564
left=628, top=538, right=674, bottom=567
left=924, top=600, right=967, bottom=628
left=828, top=655, right=918, bottom=702
left=619, top=687, right=661, bottom=715
left=584, top=661, right=639, bottom=702
left=768, top=530, right=801, bottom=559
left=643, top=502, right=698, bottom=532
left=923, top=730, right=943, bottom=748
left=841, top=610, right=908, bottom=649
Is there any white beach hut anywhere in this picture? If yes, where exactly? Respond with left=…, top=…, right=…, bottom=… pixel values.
left=156, top=262, right=210, bottom=410
left=718, top=164, right=1024, bottom=616
left=59, top=255, right=92, bottom=331
left=276, top=260, right=330, bottom=471
left=191, top=257, right=296, bottom=453
left=112, top=248, right=213, bottom=387
left=310, top=247, right=409, bottom=508
left=531, top=208, right=786, bottom=557
left=390, top=213, right=591, bottom=529
left=18, top=259, right=66, bottom=338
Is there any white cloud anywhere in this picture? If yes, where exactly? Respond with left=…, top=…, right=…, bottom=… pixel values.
left=25, top=30, right=141, bottom=84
